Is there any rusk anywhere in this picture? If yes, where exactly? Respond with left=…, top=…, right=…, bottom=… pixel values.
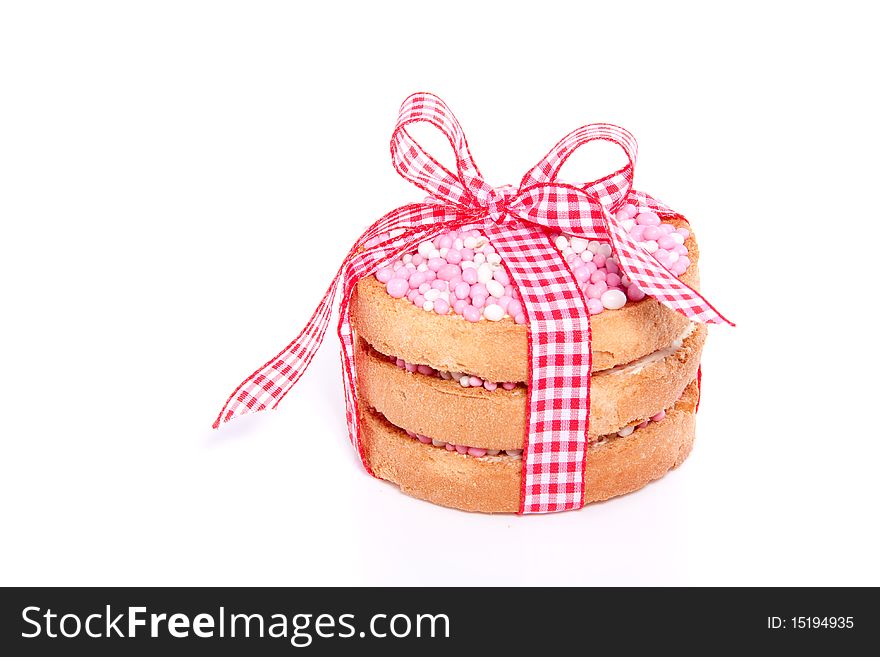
left=361, top=380, right=700, bottom=513
left=354, top=323, right=705, bottom=449
left=349, top=219, right=700, bottom=382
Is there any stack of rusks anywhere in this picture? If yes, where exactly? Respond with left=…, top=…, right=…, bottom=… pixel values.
left=350, top=209, right=705, bottom=512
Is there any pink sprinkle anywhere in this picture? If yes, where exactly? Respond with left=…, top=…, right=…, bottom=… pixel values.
left=592, top=253, right=607, bottom=268
left=460, top=248, right=475, bottom=261
left=606, top=273, right=621, bottom=287
left=376, top=267, right=394, bottom=283
left=431, top=279, right=447, bottom=291
left=446, top=443, right=456, bottom=451
left=636, top=211, right=661, bottom=226
left=446, top=249, right=462, bottom=264
left=638, top=420, right=650, bottom=429
left=462, top=267, right=478, bottom=284
left=651, top=410, right=666, bottom=422
left=468, top=376, right=483, bottom=387
left=411, top=254, right=424, bottom=266
left=502, top=382, right=516, bottom=390
left=494, top=269, right=510, bottom=285
left=470, top=283, right=488, bottom=298
left=438, top=235, right=453, bottom=249
left=453, top=299, right=468, bottom=314
left=428, top=257, right=444, bottom=272
left=433, top=298, right=450, bottom=314
left=437, top=263, right=461, bottom=281
left=622, top=203, right=638, bottom=218
left=574, top=266, right=590, bottom=283
left=454, top=282, right=471, bottom=300
left=586, top=298, right=604, bottom=314
left=642, top=225, right=661, bottom=241
left=483, top=381, right=497, bottom=391
left=627, top=285, right=646, bottom=301
left=467, top=447, right=488, bottom=457
left=507, top=299, right=522, bottom=317
left=514, top=313, right=527, bottom=324
left=417, top=364, right=434, bottom=375
left=463, top=305, right=482, bottom=322
left=658, top=236, right=677, bottom=250
left=418, top=283, right=430, bottom=294
left=589, top=270, right=606, bottom=284
left=586, top=282, right=607, bottom=299
left=408, top=271, right=426, bottom=288
left=417, top=434, right=431, bottom=444
left=455, top=444, right=468, bottom=454
left=471, top=294, right=486, bottom=309
left=405, top=362, right=417, bottom=373
left=385, top=278, right=408, bottom=298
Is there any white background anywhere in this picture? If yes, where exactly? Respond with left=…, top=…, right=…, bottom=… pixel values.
left=1, top=1, right=877, bottom=586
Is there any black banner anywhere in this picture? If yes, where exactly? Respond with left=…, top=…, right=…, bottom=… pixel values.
left=0, top=587, right=873, bottom=654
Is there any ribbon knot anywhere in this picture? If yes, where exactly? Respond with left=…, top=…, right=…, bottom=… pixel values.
left=481, top=184, right=517, bottom=225
left=214, top=92, right=732, bottom=515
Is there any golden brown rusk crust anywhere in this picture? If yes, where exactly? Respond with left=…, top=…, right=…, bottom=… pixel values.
left=350, top=219, right=700, bottom=382
left=354, top=323, right=705, bottom=449
left=361, top=380, right=700, bottom=513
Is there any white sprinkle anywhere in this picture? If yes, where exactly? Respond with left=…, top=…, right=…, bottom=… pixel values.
left=422, top=300, right=434, bottom=312
left=424, top=289, right=441, bottom=301
left=642, top=240, right=658, bottom=253
left=669, top=233, right=685, bottom=245
left=600, top=289, right=627, bottom=310
left=486, top=280, right=505, bottom=298
left=418, top=241, right=433, bottom=257
left=570, top=237, right=588, bottom=254
left=417, top=263, right=428, bottom=272
left=617, top=425, right=635, bottom=437
left=454, top=238, right=464, bottom=249
left=486, top=253, right=502, bottom=265
left=459, top=377, right=470, bottom=387
left=477, top=263, right=494, bottom=284
left=439, top=247, right=449, bottom=257
left=666, top=251, right=680, bottom=264
left=474, top=236, right=489, bottom=249
left=554, top=235, right=569, bottom=250
left=483, top=303, right=505, bottom=321
left=463, top=236, right=478, bottom=249
left=461, top=261, right=477, bottom=269
left=505, top=449, right=523, bottom=458
left=432, top=438, right=447, bottom=447
left=474, top=253, right=486, bottom=264
left=402, top=254, right=412, bottom=264
left=587, top=240, right=600, bottom=254
left=486, top=449, right=501, bottom=456
left=580, top=250, right=593, bottom=263
left=621, top=219, right=635, bottom=231
left=428, top=248, right=441, bottom=259
left=598, top=243, right=612, bottom=257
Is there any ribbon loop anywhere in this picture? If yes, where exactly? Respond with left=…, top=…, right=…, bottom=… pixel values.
left=521, top=123, right=637, bottom=213
left=391, top=93, right=493, bottom=207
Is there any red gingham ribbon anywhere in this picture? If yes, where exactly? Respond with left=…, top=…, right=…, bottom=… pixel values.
left=214, top=93, right=732, bottom=514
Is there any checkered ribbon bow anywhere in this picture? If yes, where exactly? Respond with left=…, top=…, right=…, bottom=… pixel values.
left=215, top=93, right=732, bottom=514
